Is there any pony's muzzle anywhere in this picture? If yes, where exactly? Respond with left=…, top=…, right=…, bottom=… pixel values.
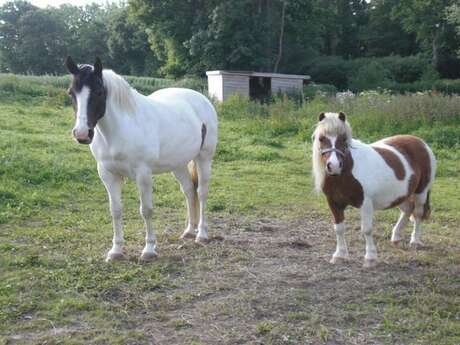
left=326, top=161, right=343, bottom=175
left=73, top=128, right=94, bottom=144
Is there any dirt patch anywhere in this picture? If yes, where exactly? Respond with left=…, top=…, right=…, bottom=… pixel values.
left=6, top=215, right=459, bottom=345
left=130, top=215, right=460, bottom=345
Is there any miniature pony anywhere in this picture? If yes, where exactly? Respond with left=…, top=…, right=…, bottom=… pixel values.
left=312, top=112, right=436, bottom=267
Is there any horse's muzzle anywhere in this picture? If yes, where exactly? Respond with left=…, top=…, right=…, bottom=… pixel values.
left=74, top=128, right=94, bottom=145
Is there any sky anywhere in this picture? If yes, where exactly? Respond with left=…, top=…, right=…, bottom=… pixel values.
left=0, top=0, right=118, bottom=7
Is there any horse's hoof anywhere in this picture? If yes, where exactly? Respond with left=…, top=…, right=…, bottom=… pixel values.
left=106, top=252, right=124, bottom=262
left=409, top=240, right=425, bottom=249
left=195, top=237, right=209, bottom=246
left=330, top=255, right=349, bottom=264
left=363, top=258, right=378, bottom=268
left=180, top=231, right=196, bottom=240
left=140, top=252, right=158, bottom=262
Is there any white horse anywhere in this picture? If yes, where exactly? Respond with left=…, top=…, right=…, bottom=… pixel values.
left=312, top=112, right=436, bottom=267
left=65, top=57, right=218, bottom=261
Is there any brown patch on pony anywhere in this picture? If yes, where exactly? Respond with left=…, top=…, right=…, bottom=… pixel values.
left=384, top=135, right=431, bottom=194
left=373, top=147, right=405, bottom=180
left=323, top=152, right=364, bottom=224
left=201, top=123, right=207, bottom=149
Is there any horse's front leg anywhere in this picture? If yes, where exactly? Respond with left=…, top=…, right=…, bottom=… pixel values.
left=328, top=200, right=349, bottom=264
left=98, top=165, right=124, bottom=262
left=136, top=173, right=157, bottom=261
left=361, top=197, right=378, bottom=268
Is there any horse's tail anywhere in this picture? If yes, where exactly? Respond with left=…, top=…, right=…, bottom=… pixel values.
left=187, top=160, right=200, bottom=224
left=422, top=190, right=431, bottom=220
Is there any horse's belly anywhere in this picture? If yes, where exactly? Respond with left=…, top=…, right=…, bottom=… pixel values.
left=367, top=177, right=409, bottom=210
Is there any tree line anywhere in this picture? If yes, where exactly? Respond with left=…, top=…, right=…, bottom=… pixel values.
left=1, top=0, right=459, bottom=88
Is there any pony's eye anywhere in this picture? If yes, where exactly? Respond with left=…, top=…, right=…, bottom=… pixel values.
left=319, top=136, right=325, bottom=142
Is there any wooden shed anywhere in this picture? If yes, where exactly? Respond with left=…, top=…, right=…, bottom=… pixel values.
left=206, top=70, right=310, bottom=102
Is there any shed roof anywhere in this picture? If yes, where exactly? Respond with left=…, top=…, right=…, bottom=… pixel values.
left=206, top=70, right=310, bottom=80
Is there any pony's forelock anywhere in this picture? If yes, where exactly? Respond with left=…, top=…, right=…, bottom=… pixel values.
left=311, top=112, right=352, bottom=192
left=102, top=70, right=136, bottom=114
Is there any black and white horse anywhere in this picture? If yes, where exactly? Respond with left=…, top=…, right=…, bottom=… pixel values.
left=66, top=57, right=218, bottom=261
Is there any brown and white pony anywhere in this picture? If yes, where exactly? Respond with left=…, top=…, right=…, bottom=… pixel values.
left=312, top=112, right=436, bottom=267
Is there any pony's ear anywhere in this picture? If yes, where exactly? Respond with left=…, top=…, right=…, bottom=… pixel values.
left=94, top=57, right=103, bottom=78
left=65, top=56, right=79, bottom=75
left=338, top=112, right=346, bottom=122
left=318, top=112, right=325, bottom=122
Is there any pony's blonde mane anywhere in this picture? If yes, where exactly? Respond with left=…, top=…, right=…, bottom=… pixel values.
left=312, top=112, right=353, bottom=192
left=102, top=70, right=137, bottom=114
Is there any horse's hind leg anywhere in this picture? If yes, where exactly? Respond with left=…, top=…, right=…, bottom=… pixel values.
left=194, top=155, right=212, bottom=244
left=410, top=191, right=429, bottom=248
left=391, top=200, right=414, bottom=245
left=172, top=166, right=198, bottom=240
left=136, top=172, right=157, bottom=261
left=98, top=165, right=124, bottom=262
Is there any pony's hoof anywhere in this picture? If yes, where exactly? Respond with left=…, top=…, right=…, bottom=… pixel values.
left=180, top=231, right=196, bottom=240
left=195, top=237, right=209, bottom=246
left=363, top=258, right=378, bottom=268
left=140, top=252, right=158, bottom=262
left=330, top=255, right=349, bottom=264
left=106, top=252, right=124, bottom=262
left=391, top=239, right=402, bottom=247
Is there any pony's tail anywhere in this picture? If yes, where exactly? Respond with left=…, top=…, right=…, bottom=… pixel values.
left=410, top=190, right=431, bottom=222
left=187, top=160, right=200, bottom=224
left=422, top=190, right=431, bottom=220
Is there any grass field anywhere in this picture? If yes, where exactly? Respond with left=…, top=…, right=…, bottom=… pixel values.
left=0, top=80, right=459, bottom=344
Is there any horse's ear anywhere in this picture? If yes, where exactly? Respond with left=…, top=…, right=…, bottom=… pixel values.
left=338, top=112, right=346, bottom=122
left=318, top=112, right=325, bottom=122
left=94, top=57, right=103, bottom=78
left=66, top=56, right=79, bottom=75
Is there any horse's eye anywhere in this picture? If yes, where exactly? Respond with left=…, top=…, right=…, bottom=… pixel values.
left=319, top=136, right=325, bottom=142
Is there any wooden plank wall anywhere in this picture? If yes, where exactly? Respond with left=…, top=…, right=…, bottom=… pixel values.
left=271, top=78, right=303, bottom=95
left=222, top=75, right=249, bottom=100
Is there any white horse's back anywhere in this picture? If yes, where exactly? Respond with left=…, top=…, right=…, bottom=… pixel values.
left=148, top=87, right=218, bottom=154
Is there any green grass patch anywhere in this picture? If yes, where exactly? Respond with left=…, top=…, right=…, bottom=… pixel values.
left=0, top=83, right=459, bottom=344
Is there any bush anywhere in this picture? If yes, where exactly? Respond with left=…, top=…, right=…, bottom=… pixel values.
left=388, top=79, right=460, bottom=94
left=348, top=61, right=392, bottom=92
left=379, top=55, right=431, bottom=83
left=307, top=55, right=435, bottom=91
left=306, top=56, right=351, bottom=90
left=303, top=83, right=337, bottom=100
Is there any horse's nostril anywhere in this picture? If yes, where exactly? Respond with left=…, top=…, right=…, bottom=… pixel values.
left=327, top=162, right=332, bottom=171
left=339, top=161, right=343, bottom=168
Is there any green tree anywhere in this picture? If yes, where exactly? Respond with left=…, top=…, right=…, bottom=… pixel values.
left=363, top=0, right=418, bottom=57
left=392, top=0, right=458, bottom=72
left=0, top=0, right=37, bottom=72
left=107, top=6, right=157, bottom=75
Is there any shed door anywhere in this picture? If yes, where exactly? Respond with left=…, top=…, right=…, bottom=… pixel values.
left=249, top=76, right=271, bottom=101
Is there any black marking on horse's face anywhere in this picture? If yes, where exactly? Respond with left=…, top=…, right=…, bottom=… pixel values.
left=66, top=56, right=107, bottom=144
